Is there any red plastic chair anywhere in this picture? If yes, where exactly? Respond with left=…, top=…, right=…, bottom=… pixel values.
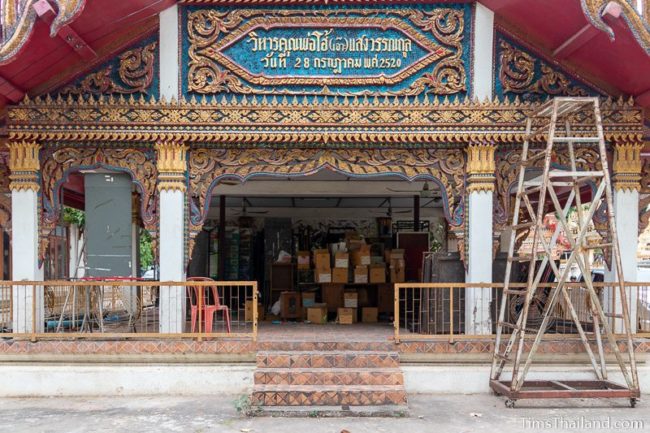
left=187, top=277, right=231, bottom=333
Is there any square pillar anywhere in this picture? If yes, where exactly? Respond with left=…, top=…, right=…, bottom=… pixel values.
left=465, top=144, right=496, bottom=335
left=7, top=141, right=43, bottom=333
left=156, top=142, right=187, bottom=333
left=472, top=3, right=495, bottom=101
left=604, top=143, right=643, bottom=333
left=159, top=4, right=179, bottom=101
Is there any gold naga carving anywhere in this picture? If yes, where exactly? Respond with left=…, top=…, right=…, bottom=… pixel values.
left=580, top=0, right=650, bottom=55
left=6, top=140, right=40, bottom=192
left=39, top=147, right=159, bottom=260
left=612, top=143, right=644, bottom=192
left=499, top=40, right=587, bottom=97
left=0, top=0, right=85, bottom=64
left=60, top=42, right=157, bottom=95
left=466, top=144, right=496, bottom=193
left=186, top=8, right=466, bottom=97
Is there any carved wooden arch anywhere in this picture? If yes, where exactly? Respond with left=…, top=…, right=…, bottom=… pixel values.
left=39, top=147, right=159, bottom=261
left=493, top=146, right=603, bottom=254
left=188, top=147, right=467, bottom=248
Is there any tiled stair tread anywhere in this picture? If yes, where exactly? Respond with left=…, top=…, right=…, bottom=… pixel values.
left=255, top=367, right=403, bottom=373
left=257, top=342, right=395, bottom=351
left=253, top=384, right=406, bottom=392
left=257, top=351, right=400, bottom=356
left=254, top=369, right=405, bottom=385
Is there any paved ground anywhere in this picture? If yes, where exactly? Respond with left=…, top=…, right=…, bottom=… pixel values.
left=0, top=394, right=645, bottom=433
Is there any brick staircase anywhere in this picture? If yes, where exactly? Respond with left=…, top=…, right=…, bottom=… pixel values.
left=250, top=341, right=408, bottom=416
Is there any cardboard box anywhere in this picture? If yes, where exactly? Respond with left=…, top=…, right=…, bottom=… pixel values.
left=307, top=304, right=328, bottom=324
left=338, top=307, right=356, bottom=324
left=297, top=251, right=311, bottom=269
left=245, top=300, right=264, bottom=322
left=302, top=292, right=316, bottom=307
left=369, top=264, right=386, bottom=283
left=385, top=249, right=405, bottom=262
left=315, top=268, right=332, bottom=283
left=314, top=249, right=331, bottom=272
left=354, top=265, right=368, bottom=284
left=362, top=307, right=378, bottom=323
left=334, top=252, right=349, bottom=268
left=390, top=259, right=405, bottom=283
left=332, top=267, right=348, bottom=283
left=343, top=291, right=358, bottom=308
left=351, top=250, right=371, bottom=266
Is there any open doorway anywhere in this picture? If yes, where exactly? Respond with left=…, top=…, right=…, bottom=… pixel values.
left=188, top=170, right=458, bottom=332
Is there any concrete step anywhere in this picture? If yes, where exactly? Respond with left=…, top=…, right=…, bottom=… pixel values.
left=248, top=404, right=409, bottom=418
left=256, top=351, right=400, bottom=369
left=250, top=384, right=408, bottom=406
left=254, top=368, right=404, bottom=386
left=257, top=341, right=395, bottom=352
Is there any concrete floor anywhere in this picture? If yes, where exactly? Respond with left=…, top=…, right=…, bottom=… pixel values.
left=0, top=394, right=645, bottom=433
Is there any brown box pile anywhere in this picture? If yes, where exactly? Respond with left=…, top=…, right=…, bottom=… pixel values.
left=314, top=249, right=331, bottom=283
left=338, top=307, right=356, bottom=325
left=369, top=264, right=386, bottom=283
left=334, top=252, right=349, bottom=268
left=307, top=303, right=328, bottom=324
left=315, top=269, right=332, bottom=283
left=332, top=267, right=348, bottom=283
left=343, top=291, right=358, bottom=308
left=297, top=251, right=311, bottom=269
left=302, top=292, right=316, bottom=307
left=351, top=244, right=371, bottom=266
left=362, top=307, right=378, bottom=323
left=354, top=265, right=368, bottom=283
left=388, top=249, right=406, bottom=283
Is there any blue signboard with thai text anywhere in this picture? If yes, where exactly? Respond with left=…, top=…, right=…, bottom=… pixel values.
left=181, top=5, right=472, bottom=99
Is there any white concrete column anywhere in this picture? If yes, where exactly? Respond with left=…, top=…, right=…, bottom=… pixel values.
left=7, top=141, right=43, bottom=333
left=159, top=4, right=179, bottom=101
left=465, top=144, right=496, bottom=335
left=604, top=144, right=643, bottom=333
left=156, top=142, right=187, bottom=333
left=472, top=3, right=495, bottom=101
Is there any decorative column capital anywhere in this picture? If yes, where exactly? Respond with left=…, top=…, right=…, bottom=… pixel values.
left=613, top=142, right=643, bottom=192
left=6, top=141, right=40, bottom=192
left=466, top=143, right=496, bottom=193
left=155, top=142, right=187, bottom=192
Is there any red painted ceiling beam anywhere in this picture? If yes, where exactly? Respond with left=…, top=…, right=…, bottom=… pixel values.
left=0, top=75, right=25, bottom=103
left=32, top=0, right=96, bottom=61
left=553, top=2, right=622, bottom=60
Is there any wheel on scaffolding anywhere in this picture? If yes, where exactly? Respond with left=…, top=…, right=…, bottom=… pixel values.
left=630, top=398, right=637, bottom=408
left=505, top=399, right=516, bottom=408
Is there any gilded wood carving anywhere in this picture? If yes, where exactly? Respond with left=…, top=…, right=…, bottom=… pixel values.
left=60, top=42, right=157, bottom=95
left=187, top=148, right=466, bottom=234
left=7, top=95, right=643, bottom=147
left=581, top=0, right=649, bottom=55
left=0, top=152, right=10, bottom=230
left=39, top=147, right=159, bottom=260
left=499, top=40, right=588, bottom=97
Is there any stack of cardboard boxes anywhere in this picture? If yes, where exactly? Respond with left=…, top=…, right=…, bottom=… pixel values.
left=386, top=249, right=406, bottom=283
left=314, top=249, right=331, bottom=283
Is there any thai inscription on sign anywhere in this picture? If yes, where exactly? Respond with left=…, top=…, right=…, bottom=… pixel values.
left=207, top=18, right=450, bottom=86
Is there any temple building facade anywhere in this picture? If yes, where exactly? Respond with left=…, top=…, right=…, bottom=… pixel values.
left=0, top=0, right=648, bottom=401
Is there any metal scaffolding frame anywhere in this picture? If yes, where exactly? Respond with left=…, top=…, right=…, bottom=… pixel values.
left=489, top=97, right=640, bottom=407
